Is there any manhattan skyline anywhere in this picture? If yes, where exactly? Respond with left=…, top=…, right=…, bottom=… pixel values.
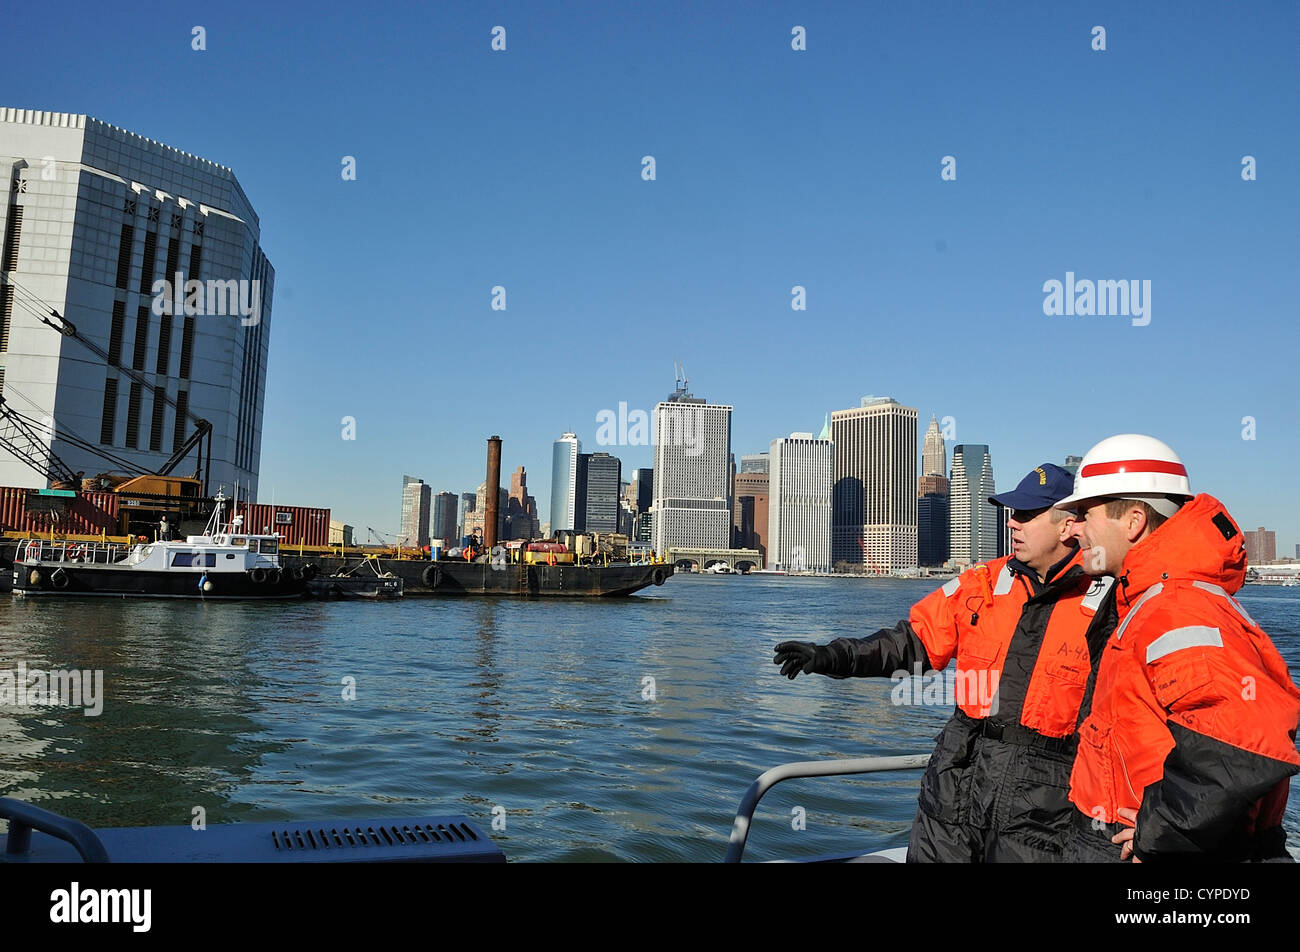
left=4, top=2, right=1296, bottom=551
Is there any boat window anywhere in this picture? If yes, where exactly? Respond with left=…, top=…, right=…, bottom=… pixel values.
left=261, top=540, right=278, bottom=555
left=232, top=537, right=246, bottom=547
left=248, top=540, right=260, bottom=553
left=172, top=552, right=216, bottom=567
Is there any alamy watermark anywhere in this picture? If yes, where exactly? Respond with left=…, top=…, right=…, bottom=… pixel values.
left=596, top=401, right=703, bottom=456
left=0, top=661, right=104, bottom=716
left=890, top=663, right=999, bottom=714
left=151, top=272, right=262, bottom=326
left=1042, top=272, right=1150, bottom=326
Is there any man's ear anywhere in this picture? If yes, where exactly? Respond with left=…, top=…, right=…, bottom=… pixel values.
left=1125, top=505, right=1149, bottom=543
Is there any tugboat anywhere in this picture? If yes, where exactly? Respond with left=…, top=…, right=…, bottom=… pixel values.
left=10, top=489, right=312, bottom=599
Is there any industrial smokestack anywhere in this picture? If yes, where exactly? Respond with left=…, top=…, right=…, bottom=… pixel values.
left=484, top=435, right=502, bottom=551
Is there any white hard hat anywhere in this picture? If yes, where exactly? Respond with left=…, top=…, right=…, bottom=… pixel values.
left=1054, top=434, right=1192, bottom=517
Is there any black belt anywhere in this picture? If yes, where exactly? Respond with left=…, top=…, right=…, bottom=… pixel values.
left=978, top=719, right=1077, bottom=755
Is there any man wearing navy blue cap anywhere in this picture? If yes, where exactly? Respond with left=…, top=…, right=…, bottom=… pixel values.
left=775, top=463, right=1118, bottom=861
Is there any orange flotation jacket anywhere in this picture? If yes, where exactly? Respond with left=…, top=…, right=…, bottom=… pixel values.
left=1068, top=494, right=1300, bottom=861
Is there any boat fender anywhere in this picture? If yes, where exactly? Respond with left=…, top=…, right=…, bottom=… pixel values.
left=250, top=567, right=268, bottom=584
left=28, top=569, right=42, bottom=588
left=652, top=568, right=666, bottom=586
left=422, top=565, right=442, bottom=589
left=266, top=567, right=282, bottom=586
left=290, top=565, right=305, bottom=582
left=202, top=580, right=214, bottom=593
left=50, top=567, right=69, bottom=589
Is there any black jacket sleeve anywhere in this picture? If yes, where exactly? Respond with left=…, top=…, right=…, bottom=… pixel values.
left=1134, top=721, right=1300, bottom=861
left=821, top=620, right=934, bottom=679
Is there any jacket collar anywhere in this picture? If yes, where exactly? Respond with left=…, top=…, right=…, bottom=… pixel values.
left=1116, top=493, right=1246, bottom=612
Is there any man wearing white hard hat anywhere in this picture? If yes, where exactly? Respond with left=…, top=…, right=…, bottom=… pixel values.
left=1053, top=434, right=1300, bottom=862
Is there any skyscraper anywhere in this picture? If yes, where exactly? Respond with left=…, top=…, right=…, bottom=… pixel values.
left=651, top=379, right=732, bottom=556
left=581, top=452, right=621, bottom=533
left=830, top=396, right=918, bottom=572
left=0, top=108, right=274, bottom=493
left=399, top=475, right=431, bottom=548
left=550, top=432, right=581, bottom=532
left=506, top=466, right=540, bottom=540
left=769, top=432, right=832, bottom=572
left=458, top=492, right=476, bottom=543
left=922, top=415, right=946, bottom=478
left=432, top=491, right=458, bottom=547
left=740, top=452, right=769, bottom=474
left=949, top=444, right=997, bottom=566
left=732, top=469, right=769, bottom=560
left=917, top=490, right=950, bottom=566
left=1243, top=527, right=1276, bottom=565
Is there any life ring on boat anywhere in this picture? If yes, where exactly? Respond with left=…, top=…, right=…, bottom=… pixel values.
left=422, top=565, right=442, bottom=588
left=652, top=567, right=666, bottom=586
left=66, top=543, right=83, bottom=561
left=250, top=567, right=268, bottom=584
left=266, top=567, right=282, bottom=586
left=50, top=567, right=69, bottom=589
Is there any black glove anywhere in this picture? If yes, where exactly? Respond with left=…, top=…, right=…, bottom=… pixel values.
left=773, top=641, right=832, bottom=679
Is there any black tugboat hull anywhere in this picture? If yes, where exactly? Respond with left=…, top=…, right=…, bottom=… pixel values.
left=281, top=555, right=672, bottom=596
left=10, top=565, right=306, bottom=599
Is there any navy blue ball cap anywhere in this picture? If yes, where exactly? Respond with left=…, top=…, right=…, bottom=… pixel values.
left=988, top=463, right=1075, bottom=510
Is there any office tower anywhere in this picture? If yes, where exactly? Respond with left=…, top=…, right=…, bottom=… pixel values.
left=581, top=451, right=621, bottom=533
left=732, top=469, right=769, bottom=560
left=949, top=444, right=997, bottom=565
left=0, top=108, right=274, bottom=492
left=1062, top=455, right=1083, bottom=477
left=830, top=396, right=918, bottom=572
left=458, top=492, right=476, bottom=542
left=550, top=432, right=581, bottom=532
left=399, top=475, right=431, bottom=548
left=506, top=465, right=540, bottom=540
left=469, top=482, right=506, bottom=541
left=995, top=503, right=1012, bottom=560
left=740, top=452, right=769, bottom=474
left=432, top=491, right=458, bottom=547
left=651, top=377, right=732, bottom=556
left=1243, top=527, right=1276, bottom=565
left=769, top=432, right=832, bottom=572
left=922, top=415, right=946, bottom=477
left=918, top=491, right=950, bottom=566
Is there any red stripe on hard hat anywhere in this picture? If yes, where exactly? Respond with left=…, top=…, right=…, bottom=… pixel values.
left=1080, top=459, right=1187, bottom=478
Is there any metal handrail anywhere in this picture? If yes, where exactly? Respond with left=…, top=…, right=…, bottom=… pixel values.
left=724, top=753, right=931, bottom=863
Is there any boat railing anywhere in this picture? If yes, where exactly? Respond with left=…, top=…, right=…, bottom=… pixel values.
left=724, top=753, right=931, bottom=863
left=18, top=539, right=133, bottom=566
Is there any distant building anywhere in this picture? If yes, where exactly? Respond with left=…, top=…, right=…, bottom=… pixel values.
left=328, top=521, right=354, bottom=547
left=769, top=432, right=832, bottom=572
left=432, top=491, right=458, bottom=547
left=740, top=452, right=769, bottom=474
left=399, top=475, right=431, bottom=548
left=467, top=482, right=506, bottom=541
left=582, top=452, right=622, bottom=533
left=918, top=491, right=950, bottom=567
left=550, top=432, right=581, bottom=532
left=995, top=504, right=1012, bottom=560
left=506, top=466, right=540, bottom=540
left=950, top=444, right=997, bottom=566
left=1062, top=454, right=1083, bottom=476
left=831, top=396, right=917, bottom=572
left=922, top=415, right=946, bottom=478
left=732, top=470, right=769, bottom=562
left=651, top=379, right=732, bottom=556
left=1244, top=527, right=1276, bottom=565
left=458, top=492, right=476, bottom=543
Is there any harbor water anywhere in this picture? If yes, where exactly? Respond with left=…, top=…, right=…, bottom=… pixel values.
left=2, top=576, right=1298, bottom=862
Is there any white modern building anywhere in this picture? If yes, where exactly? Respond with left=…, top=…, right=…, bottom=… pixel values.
left=768, top=432, right=832, bottom=573
left=830, top=396, right=918, bottom=573
left=651, top=382, right=732, bottom=556
left=398, top=475, right=431, bottom=548
left=550, top=431, right=581, bottom=532
left=0, top=108, right=273, bottom=494
left=950, top=443, right=998, bottom=566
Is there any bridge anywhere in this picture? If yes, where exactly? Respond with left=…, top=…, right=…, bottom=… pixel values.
left=667, top=547, right=763, bottom=573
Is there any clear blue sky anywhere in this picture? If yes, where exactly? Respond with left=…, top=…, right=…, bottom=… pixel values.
left=8, top=1, right=1299, bottom=550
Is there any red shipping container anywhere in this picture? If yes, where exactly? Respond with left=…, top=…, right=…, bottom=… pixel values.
left=232, top=501, right=330, bottom=547
left=0, top=487, right=119, bottom=536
